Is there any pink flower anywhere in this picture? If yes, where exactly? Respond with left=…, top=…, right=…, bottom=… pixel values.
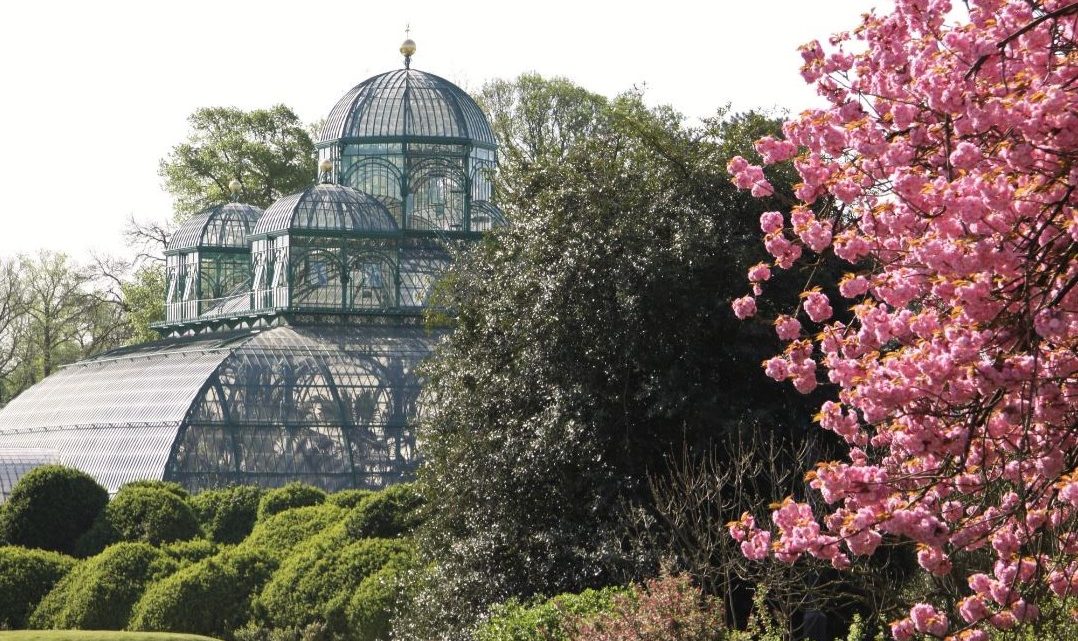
left=732, top=295, right=757, bottom=319
left=909, top=603, right=948, bottom=637
left=764, top=357, right=790, bottom=381
left=748, top=263, right=772, bottom=283
left=760, top=211, right=784, bottom=234
left=803, top=291, right=833, bottom=322
left=838, top=274, right=870, bottom=298
left=775, top=315, right=802, bottom=340
left=949, top=141, right=982, bottom=170
left=890, top=618, right=915, bottom=641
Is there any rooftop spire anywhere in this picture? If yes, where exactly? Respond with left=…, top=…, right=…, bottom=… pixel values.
left=400, top=25, right=416, bottom=69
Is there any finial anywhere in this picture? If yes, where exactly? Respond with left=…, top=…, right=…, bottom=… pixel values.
left=228, top=178, right=242, bottom=202
left=319, top=159, right=333, bottom=184
left=400, top=25, right=416, bottom=69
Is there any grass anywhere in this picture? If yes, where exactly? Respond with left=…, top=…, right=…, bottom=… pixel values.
left=0, top=633, right=222, bottom=641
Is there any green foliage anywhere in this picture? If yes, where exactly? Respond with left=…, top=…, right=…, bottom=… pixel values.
left=129, top=547, right=276, bottom=638
left=345, top=553, right=420, bottom=641
left=0, top=465, right=108, bottom=555
left=120, top=480, right=191, bottom=500
left=242, top=503, right=345, bottom=561
left=416, top=75, right=820, bottom=634
left=160, top=539, right=221, bottom=567
left=0, top=546, right=76, bottom=629
left=159, top=105, right=316, bottom=219
left=254, top=536, right=413, bottom=633
left=257, top=483, right=326, bottom=521
left=475, top=586, right=627, bottom=641
left=90, top=486, right=201, bottom=550
left=344, top=483, right=424, bottom=539
left=120, top=264, right=166, bottom=345
left=29, top=542, right=178, bottom=631
left=191, top=486, right=263, bottom=544
left=327, top=489, right=374, bottom=509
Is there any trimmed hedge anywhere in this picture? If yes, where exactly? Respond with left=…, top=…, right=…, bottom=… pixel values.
left=345, top=551, right=418, bottom=641
left=0, top=465, right=108, bottom=555
left=191, top=486, right=263, bottom=544
left=104, top=486, right=201, bottom=546
left=475, top=586, right=628, bottom=641
left=120, top=480, right=191, bottom=500
left=254, top=536, right=412, bottom=633
left=257, top=483, right=326, bottom=520
left=326, top=489, right=374, bottom=509
left=29, top=542, right=178, bottom=630
left=344, top=483, right=424, bottom=539
left=0, top=546, right=76, bottom=628
left=161, top=539, right=221, bottom=567
left=129, top=547, right=277, bottom=638
left=242, top=503, right=345, bottom=561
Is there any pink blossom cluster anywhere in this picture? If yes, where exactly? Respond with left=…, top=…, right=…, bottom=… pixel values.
left=727, top=1, right=1078, bottom=638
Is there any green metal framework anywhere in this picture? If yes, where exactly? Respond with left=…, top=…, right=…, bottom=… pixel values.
left=0, top=63, right=503, bottom=496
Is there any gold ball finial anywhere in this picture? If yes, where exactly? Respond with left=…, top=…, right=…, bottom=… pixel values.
left=319, top=159, right=333, bottom=173
left=400, top=38, right=416, bottom=58
left=228, top=178, right=242, bottom=195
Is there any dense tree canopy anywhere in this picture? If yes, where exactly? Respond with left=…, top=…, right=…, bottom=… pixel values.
left=726, top=1, right=1078, bottom=639
left=159, top=105, right=316, bottom=219
left=412, top=76, right=836, bottom=637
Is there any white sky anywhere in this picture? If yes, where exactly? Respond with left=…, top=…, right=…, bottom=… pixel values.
left=0, top=0, right=887, bottom=259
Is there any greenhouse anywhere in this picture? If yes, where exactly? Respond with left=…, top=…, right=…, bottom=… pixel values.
left=0, top=40, right=504, bottom=498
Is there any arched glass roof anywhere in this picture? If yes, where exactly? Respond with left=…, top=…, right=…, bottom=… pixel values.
left=320, top=69, right=496, bottom=147
left=251, top=184, right=400, bottom=239
left=0, top=325, right=434, bottom=495
left=168, top=203, right=263, bottom=254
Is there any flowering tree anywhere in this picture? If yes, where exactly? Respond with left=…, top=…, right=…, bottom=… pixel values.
left=725, top=1, right=1077, bottom=639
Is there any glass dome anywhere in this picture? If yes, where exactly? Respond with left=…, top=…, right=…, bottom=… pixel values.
left=250, top=184, right=400, bottom=239
left=168, top=203, right=264, bottom=253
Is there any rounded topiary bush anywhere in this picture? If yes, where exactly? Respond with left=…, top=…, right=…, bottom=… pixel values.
left=191, top=485, right=262, bottom=544
left=160, top=538, right=221, bottom=567
left=101, top=485, right=201, bottom=547
left=344, top=483, right=424, bottom=539
left=345, top=550, right=418, bottom=641
left=119, top=479, right=190, bottom=500
left=255, top=536, right=412, bottom=633
left=129, top=546, right=276, bottom=638
left=0, top=465, right=108, bottom=554
left=29, top=542, right=178, bottom=630
left=243, top=503, right=345, bottom=561
left=257, top=482, right=326, bottom=520
left=327, top=489, right=374, bottom=509
left=0, top=546, right=76, bottom=629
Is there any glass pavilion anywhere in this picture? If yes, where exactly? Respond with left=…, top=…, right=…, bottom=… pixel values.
left=0, top=43, right=504, bottom=499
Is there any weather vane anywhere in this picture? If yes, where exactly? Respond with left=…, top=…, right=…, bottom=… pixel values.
left=401, top=24, right=416, bottom=69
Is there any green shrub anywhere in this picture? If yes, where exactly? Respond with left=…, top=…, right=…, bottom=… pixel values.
left=257, top=483, right=326, bottom=520
left=0, top=465, right=108, bottom=554
left=129, top=546, right=276, bottom=638
left=79, top=484, right=202, bottom=555
left=29, top=542, right=178, bottom=630
left=475, top=586, right=627, bottom=641
left=161, top=538, right=221, bottom=567
left=243, top=503, right=344, bottom=560
left=191, top=485, right=263, bottom=544
left=345, top=551, right=419, bottom=641
left=344, top=483, right=424, bottom=539
left=255, top=536, right=413, bottom=633
left=120, top=479, right=191, bottom=500
left=569, top=574, right=722, bottom=641
left=327, top=489, right=374, bottom=509
left=0, top=546, right=76, bottom=628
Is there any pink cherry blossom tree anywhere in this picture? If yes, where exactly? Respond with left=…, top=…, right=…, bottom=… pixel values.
left=726, top=1, right=1077, bottom=639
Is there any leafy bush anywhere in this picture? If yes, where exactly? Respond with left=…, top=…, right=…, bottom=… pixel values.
left=257, top=483, right=326, bottom=520
left=475, top=586, right=627, bottom=641
left=255, top=536, right=412, bottom=633
left=161, top=538, right=221, bottom=567
left=29, top=542, right=178, bottom=630
left=242, top=503, right=344, bottom=561
left=0, top=546, right=76, bottom=628
left=129, top=546, right=276, bottom=638
left=191, top=485, right=263, bottom=544
left=570, top=574, right=723, bottom=641
left=120, top=479, right=190, bottom=500
left=344, top=483, right=424, bottom=539
left=101, top=485, right=201, bottom=547
left=346, top=552, right=420, bottom=641
left=0, top=465, right=108, bottom=554
left=327, top=489, right=374, bottom=509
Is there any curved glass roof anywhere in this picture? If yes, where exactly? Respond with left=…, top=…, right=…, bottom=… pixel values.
left=0, top=325, right=434, bottom=494
left=168, top=203, right=263, bottom=254
left=251, top=184, right=400, bottom=239
left=320, top=69, right=496, bottom=147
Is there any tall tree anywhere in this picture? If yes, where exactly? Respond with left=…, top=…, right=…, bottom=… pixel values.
left=0, top=258, right=26, bottom=405
left=726, top=1, right=1078, bottom=639
left=159, top=105, right=317, bottom=219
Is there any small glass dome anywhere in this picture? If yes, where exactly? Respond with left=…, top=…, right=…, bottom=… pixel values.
left=250, top=184, right=400, bottom=239
left=320, top=69, right=496, bottom=147
left=167, top=203, right=264, bottom=254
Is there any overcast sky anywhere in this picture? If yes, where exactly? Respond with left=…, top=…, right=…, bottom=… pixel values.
left=0, top=0, right=887, bottom=258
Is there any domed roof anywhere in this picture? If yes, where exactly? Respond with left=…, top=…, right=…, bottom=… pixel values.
left=167, top=202, right=263, bottom=254
left=320, top=69, right=496, bottom=147
left=251, top=184, right=399, bottom=238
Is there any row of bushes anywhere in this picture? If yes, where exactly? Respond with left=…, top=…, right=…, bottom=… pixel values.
left=0, top=465, right=424, bottom=640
